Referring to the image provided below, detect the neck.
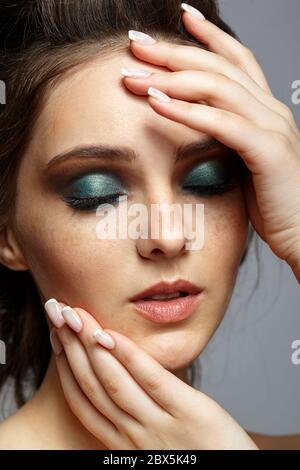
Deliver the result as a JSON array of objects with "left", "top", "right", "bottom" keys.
[
  {"left": 27, "top": 356, "right": 105, "bottom": 449},
  {"left": 26, "top": 353, "right": 189, "bottom": 449}
]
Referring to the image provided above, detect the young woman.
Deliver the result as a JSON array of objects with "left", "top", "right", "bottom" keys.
[{"left": 0, "top": 0, "right": 299, "bottom": 450}]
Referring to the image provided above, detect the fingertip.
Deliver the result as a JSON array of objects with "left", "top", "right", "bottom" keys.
[
  {"left": 147, "top": 86, "right": 172, "bottom": 103},
  {"left": 73, "top": 306, "right": 89, "bottom": 317},
  {"left": 181, "top": 3, "right": 206, "bottom": 21},
  {"left": 58, "top": 301, "right": 68, "bottom": 309}
]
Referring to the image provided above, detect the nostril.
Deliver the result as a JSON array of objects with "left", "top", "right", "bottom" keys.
[{"left": 152, "top": 248, "right": 164, "bottom": 255}]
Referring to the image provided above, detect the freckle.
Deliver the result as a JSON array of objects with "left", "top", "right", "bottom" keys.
[{"left": 212, "top": 219, "right": 227, "bottom": 236}]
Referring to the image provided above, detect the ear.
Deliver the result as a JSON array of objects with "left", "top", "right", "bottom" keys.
[{"left": 0, "top": 226, "right": 29, "bottom": 271}]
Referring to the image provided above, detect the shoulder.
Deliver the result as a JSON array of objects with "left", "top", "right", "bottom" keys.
[
  {"left": 0, "top": 404, "right": 40, "bottom": 450},
  {"left": 248, "top": 432, "right": 300, "bottom": 450},
  {"left": 0, "top": 413, "right": 26, "bottom": 449}
]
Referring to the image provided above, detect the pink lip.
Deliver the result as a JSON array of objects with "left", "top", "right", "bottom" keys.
[{"left": 129, "top": 279, "right": 203, "bottom": 324}]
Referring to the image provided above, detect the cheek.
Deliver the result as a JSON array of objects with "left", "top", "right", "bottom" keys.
[
  {"left": 15, "top": 201, "right": 131, "bottom": 306},
  {"left": 191, "top": 190, "right": 249, "bottom": 336},
  {"left": 207, "top": 202, "right": 248, "bottom": 274}
]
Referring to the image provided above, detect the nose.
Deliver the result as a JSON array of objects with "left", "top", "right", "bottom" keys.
[{"left": 135, "top": 190, "right": 188, "bottom": 261}]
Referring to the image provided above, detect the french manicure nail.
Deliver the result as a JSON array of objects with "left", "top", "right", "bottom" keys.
[
  {"left": 61, "top": 306, "right": 83, "bottom": 333},
  {"left": 50, "top": 328, "right": 63, "bottom": 355},
  {"left": 128, "top": 30, "right": 157, "bottom": 45},
  {"left": 148, "top": 87, "right": 171, "bottom": 103},
  {"left": 44, "top": 298, "right": 65, "bottom": 328},
  {"left": 93, "top": 329, "right": 115, "bottom": 350},
  {"left": 121, "top": 67, "right": 152, "bottom": 78},
  {"left": 181, "top": 3, "right": 206, "bottom": 20}
]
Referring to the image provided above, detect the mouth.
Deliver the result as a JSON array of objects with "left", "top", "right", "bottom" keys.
[
  {"left": 129, "top": 279, "right": 203, "bottom": 324},
  {"left": 142, "top": 291, "right": 190, "bottom": 301}
]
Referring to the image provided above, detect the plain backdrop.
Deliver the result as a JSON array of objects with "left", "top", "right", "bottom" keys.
[
  {"left": 0, "top": 0, "right": 299, "bottom": 436},
  {"left": 198, "top": 0, "right": 300, "bottom": 435}
]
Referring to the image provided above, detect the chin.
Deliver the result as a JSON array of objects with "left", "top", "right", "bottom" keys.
[{"left": 139, "top": 334, "right": 202, "bottom": 372}]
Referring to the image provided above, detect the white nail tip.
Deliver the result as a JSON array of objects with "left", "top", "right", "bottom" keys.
[
  {"left": 148, "top": 87, "right": 171, "bottom": 103},
  {"left": 45, "top": 298, "right": 58, "bottom": 306},
  {"left": 44, "top": 298, "right": 65, "bottom": 328},
  {"left": 61, "top": 306, "right": 82, "bottom": 332},
  {"left": 61, "top": 306, "right": 73, "bottom": 313},
  {"left": 121, "top": 67, "right": 152, "bottom": 78},
  {"left": 93, "top": 329, "right": 115, "bottom": 349},
  {"left": 181, "top": 3, "right": 206, "bottom": 20},
  {"left": 93, "top": 328, "right": 103, "bottom": 338},
  {"left": 128, "top": 30, "right": 157, "bottom": 45}
]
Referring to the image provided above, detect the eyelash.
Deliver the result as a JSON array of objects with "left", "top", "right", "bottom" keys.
[
  {"left": 182, "top": 181, "right": 240, "bottom": 197},
  {"left": 63, "top": 182, "right": 239, "bottom": 212},
  {"left": 63, "top": 194, "right": 125, "bottom": 211},
  {"left": 62, "top": 160, "right": 244, "bottom": 212}
]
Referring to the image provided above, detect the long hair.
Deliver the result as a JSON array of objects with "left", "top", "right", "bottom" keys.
[{"left": 0, "top": 0, "right": 247, "bottom": 412}]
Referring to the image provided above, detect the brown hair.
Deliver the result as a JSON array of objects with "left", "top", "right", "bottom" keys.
[{"left": 0, "top": 0, "right": 249, "bottom": 414}]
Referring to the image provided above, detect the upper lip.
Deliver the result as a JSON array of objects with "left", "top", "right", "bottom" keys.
[{"left": 129, "top": 279, "right": 202, "bottom": 301}]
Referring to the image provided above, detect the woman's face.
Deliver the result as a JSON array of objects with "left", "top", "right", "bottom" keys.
[{"left": 12, "top": 48, "right": 249, "bottom": 373}]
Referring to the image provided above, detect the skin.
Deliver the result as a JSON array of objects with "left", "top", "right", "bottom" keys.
[{"left": 0, "top": 10, "right": 300, "bottom": 449}]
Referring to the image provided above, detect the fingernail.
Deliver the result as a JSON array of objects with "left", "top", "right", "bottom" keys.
[
  {"left": 50, "top": 328, "right": 63, "bottom": 355},
  {"left": 128, "top": 30, "right": 157, "bottom": 45},
  {"left": 148, "top": 87, "right": 171, "bottom": 103},
  {"left": 121, "top": 67, "right": 152, "bottom": 78},
  {"left": 181, "top": 3, "right": 206, "bottom": 20},
  {"left": 93, "top": 329, "right": 115, "bottom": 350},
  {"left": 44, "top": 298, "right": 65, "bottom": 328},
  {"left": 61, "top": 306, "right": 83, "bottom": 333}
]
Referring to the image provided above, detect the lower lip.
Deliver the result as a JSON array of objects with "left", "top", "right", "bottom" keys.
[{"left": 131, "top": 293, "right": 203, "bottom": 324}]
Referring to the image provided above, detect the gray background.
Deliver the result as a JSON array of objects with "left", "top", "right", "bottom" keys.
[
  {"left": 0, "top": 0, "right": 299, "bottom": 435},
  {"left": 198, "top": 0, "right": 300, "bottom": 435}
]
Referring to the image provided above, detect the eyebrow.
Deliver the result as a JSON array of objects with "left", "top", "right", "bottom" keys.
[
  {"left": 175, "top": 137, "right": 223, "bottom": 162},
  {"left": 45, "top": 137, "right": 223, "bottom": 172}
]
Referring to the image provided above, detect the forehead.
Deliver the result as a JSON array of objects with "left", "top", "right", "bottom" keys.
[{"left": 28, "top": 49, "right": 202, "bottom": 162}]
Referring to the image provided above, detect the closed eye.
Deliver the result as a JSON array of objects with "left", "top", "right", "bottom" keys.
[{"left": 180, "top": 155, "right": 246, "bottom": 197}]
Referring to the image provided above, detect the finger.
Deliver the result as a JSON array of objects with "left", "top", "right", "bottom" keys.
[
  {"left": 128, "top": 38, "right": 298, "bottom": 133},
  {"left": 98, "top": 326, "right": 198, "bottom": 420},
  {"left": 129, "top": 36, "right": 263, "bottom": 96},
  {"left": 123, "top": 70, "right": 291, "bottom": 135},
  {"left": 71, "top": 307, "right": 194, "bottom": 419},
  {"left": 145, "top": 92, "right": 291, "bottom": 175},
  {"left": 181, "top": 9, "right": 272, "bottom": 93},
  {"left": 44, "top": 299, "right": 67, "bottom": 328},
  {"left": 54, "top": 341, "right": 133, "bottom": 450},
  {"left": 55, "top": 324, "right": 145, "bottom": 440},
  {"left": 60, "top": 306, "right": 171, "bottom": 426}
]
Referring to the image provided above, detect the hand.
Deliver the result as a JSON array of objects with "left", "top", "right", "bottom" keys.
[
  {"left": 47, "top": 300, "right": 258, "bottom": 450},
  {"left": 122, "top": 11, "right": 300, "bottom": 281}
]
